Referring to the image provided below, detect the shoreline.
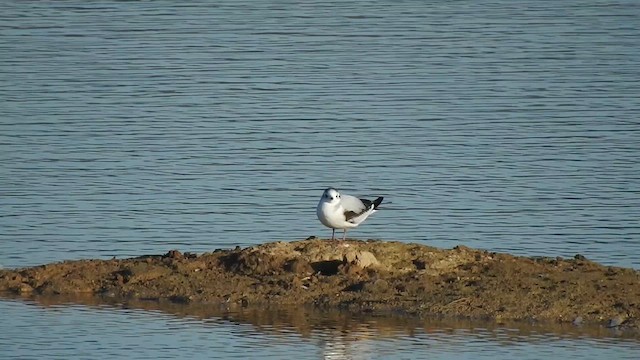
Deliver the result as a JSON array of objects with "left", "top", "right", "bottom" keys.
[{"left": 1, "top": 238, "right": 639, "bottom": 334}]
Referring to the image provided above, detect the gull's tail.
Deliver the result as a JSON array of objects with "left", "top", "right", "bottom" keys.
[
  {"left": 348, "top": 196, "right": 384, "bottom": 225},
  {"left": 372, "top": 196, "right": 384, "bottom": 210}
]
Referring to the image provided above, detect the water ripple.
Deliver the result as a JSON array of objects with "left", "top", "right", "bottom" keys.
[{"left": 1, "top": 1, "right": 639, "bottom": 272}]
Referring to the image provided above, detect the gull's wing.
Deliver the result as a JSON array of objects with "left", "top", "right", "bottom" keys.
[
  {"left": 342, "top": 194, "right": 384, "bottom": 224},
  {"left": 340, "top": 194, "right": 376, "bottom": 225},
  {"left": 340, "top": 194, "right": 367, "bottom": 214}
]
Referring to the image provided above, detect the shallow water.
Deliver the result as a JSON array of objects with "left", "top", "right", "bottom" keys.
[
  {"left": 1, "top": 297, "right": 639, "bottom": 360},
  {"left": 1, "top": 0, "right": 639, "bottom": 358}
]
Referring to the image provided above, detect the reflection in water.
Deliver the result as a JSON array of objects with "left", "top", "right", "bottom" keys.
[
  {"left": 5, "top": 293, "right": 640, "bottom": 342},
  {"left": 2, "top": 294, "right": 640, "bottom": 359}
]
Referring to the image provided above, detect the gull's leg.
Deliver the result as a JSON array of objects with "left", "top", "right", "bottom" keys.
[
  {"left": 342, "top": 229, "right": 347, "bottom": 241},
  {"left": 331, "top": 228, "right": 335, "bottom": 241}
]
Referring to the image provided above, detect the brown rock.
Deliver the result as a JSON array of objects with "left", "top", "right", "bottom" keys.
[
  {"left": 0, "top": 238, "right": 639, "bottom": 332},
  {"left": 285, "top": 259, "right": 313, "bottom": 274},
  {"left": 18, "top": 283, "right": 34, "bottom": 293},
  {"left": 344, "top": 250, "right": 380, "bottom": 269}
]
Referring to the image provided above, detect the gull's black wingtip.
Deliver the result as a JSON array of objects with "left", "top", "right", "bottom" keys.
[{"left": 373, "top": 196, "right": 384, "bottom": 209}]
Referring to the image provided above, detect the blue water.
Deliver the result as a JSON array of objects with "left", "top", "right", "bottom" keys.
[
  {"left": 1, "top": 0, "right": 639, "bottom": 358},
  {"left": 1, "top": 299, "right": 639, "bottom": 360}
]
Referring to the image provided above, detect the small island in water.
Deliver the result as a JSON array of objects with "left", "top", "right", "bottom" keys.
[{"left": 1, "top": 238, "right": 638, "bottom": 333}]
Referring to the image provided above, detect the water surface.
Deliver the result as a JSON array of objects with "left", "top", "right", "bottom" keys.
[
  {"left": 1, "top": 1, "right": 639, "bottom": 270},
  {"left": 1, "top": 0, "right": 639, "bottom": 358},
  {"left": 1, "top": 297, "right": 639, "bottom": 360}
]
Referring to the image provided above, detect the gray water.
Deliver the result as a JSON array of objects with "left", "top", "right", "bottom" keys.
[
  {"left": 1, "top": 0, "right": 639, "bottom": 358},
  {"left": 1, "top": 297, "right": 640, "bottom": 360}
]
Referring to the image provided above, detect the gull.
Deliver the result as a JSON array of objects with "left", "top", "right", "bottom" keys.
[{"left": 316, "top": 187, "right": 384, "bottom": 241}]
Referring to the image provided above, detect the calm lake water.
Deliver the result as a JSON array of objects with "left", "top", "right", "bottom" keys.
[
  {"left": 1, "top": 297, "right": 640, "bottom": 360},
  {"left": 1, "top": 0, "right": 639, "bottom": 358}
]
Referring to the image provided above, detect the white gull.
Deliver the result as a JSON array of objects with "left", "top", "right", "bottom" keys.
[{"left": 316, "top": 187, "right": 384, "bottom": 241}]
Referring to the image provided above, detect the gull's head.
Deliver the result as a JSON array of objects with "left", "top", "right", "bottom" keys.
[{"left": 322, "top": 187, "right": 341, "bottom": 203}]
